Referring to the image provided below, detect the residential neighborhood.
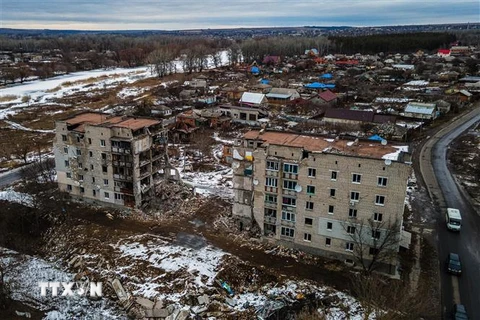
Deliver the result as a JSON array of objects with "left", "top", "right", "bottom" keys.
[{"left": 0, "top": 25, "right": 479, "bottom": 320}]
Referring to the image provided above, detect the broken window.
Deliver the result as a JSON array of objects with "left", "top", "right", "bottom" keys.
[
  {"left": 305, "top": 201, "right": 314, "bottom": 210},
  {"left": 266, "top": 161, "right": 279, "bottom": 171},
  {"left": 304, "top": 217, "right": 313, "bottom": 226},
  {"left": 345, "top": 242, "right": 354, "bottom": 251},
  {"left": 347, "top": 226, "right": 356, "bottom": 235},
  {"left": 308, "top": 168, "right": 316, "bottom": 177},
  {"left": 282, "top": 197, "right": 296, "bottom": 207},
  {"left": 375, "top": 195, "right": 385, "bottom": 206},
  {"left": 281, "top": 211, "right": 295, "bottom": 222},
  {"left": 283, "top": 163, "right": 298, "bottom": 174},
  {"left": 331, "top": 171, "right": 338, "bottom": 180},
  {"left": 264, "top": 194, "right": 277, "bottom": 204},
  {"left": 62, "top": 134, "right": 67, "bottom": 142},
  {"left": 248, "top": 114, "right": 256, "bottom": 121},
  {"left": 350, "top": 191, "right": 360, "bottom": 201},
  {"left": 303, "top": 233, "right": 312, "bottom": 242},
  {"left": 264, "top": 208, "right": 277, "bottom": 217},
  {"left": 280, "top": 227, "right": 294, "bottom": 238},
  {"left": 352, "top": 174, "right": 361, "bottom": 184},
  {"left": 349, "top": 209, "right": 357, "bottom": 218},
  {"left": 265, "top": 177, "right": 278, "bottom": 187},
  {"left": 283, "top": 180, "right": 297, "bottom": 190},
  {"left": 307, "top": 185, "right": 315, "bottom": 194},
  {"left": 378, "top": 177, "right": 388, "bottom": 187}
]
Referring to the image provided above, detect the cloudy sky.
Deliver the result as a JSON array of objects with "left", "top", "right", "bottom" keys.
[{"left": 0, "top": 0, "right": 478, "bottom": 30}]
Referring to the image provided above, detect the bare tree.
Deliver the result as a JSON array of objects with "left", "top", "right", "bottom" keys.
[
  {"left": 211, "top": 51, "right": 223, "bottom": 68},
  {"left": 342, "top": 217, "right": 401, "bottom": 274},
  {"left": 351, "top": 274, "right": 436, "bottom": 320},
  {"left": 147, "top": 48, "right": 176, "bottom": 78}
]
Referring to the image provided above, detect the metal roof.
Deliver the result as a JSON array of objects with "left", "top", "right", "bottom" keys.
[
  {"left": 240, "top": 92, "right": 266, "bottom": 105},
  {"left": 405, "top": 103, "right": 436, "bottom": 115},
  {"left": 266, "top": 93, "right": 292, "bottom": 99}
]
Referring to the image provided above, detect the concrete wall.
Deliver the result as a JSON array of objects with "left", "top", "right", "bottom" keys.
[{"left": 232, "top": 141, "right": 411, "bottom": 272}]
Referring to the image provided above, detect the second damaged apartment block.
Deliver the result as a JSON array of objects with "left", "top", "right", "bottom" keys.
[
  {"left": 232, "top": 130, "right": 412, "bottom": 273},
  {"left": 54, "top": 112, "right": 170, "bottom": 209}
]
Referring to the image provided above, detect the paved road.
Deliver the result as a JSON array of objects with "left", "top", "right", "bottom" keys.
[
  {"left": 419, "top": 107, "right": 480, "bottom": 319},
  {"left": 0, "top": 166, "right": 25, "bottom": 188}
]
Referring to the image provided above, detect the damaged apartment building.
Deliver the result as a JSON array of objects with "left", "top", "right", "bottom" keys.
[
  {"left": 232, "top": 130, "right": 412, "bottom": 274},
  {"left": 54, "top": 112, "right": 171, "bottom": 209}
]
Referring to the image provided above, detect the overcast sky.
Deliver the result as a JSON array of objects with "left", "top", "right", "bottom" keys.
[{"left": 0, "top": 0, "right": 478, "bottom": 30}]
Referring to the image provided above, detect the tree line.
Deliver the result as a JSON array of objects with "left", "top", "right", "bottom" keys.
[{"left": 328, "top": 32, "right": 457, "bottom": 54}]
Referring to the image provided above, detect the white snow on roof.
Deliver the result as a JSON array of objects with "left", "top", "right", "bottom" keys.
[
  {"left": 405, "top": 103, "right": 436, "bottom": 114},
  {"left": 375, "top": 97, "right": 411, "bottom": 103},
  {"left": 382, "top": 145, "right": 409, "bottom": 161},
  {"left": 403, "top": 80, "right": 429, "bottom": 86},
  {"left": 240, "top": 92, "right": 265, "bottom": 105}
]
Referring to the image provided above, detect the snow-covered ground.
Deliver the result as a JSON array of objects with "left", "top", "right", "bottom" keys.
[
  {"left": 113, "top": 235, "right": 226, "bottom": 300},
  {"left": 0, "top": 51, "right": 229, "bottom": 120},
  {"left": 0, "top": 247, "right": 126, "bottom": 319},
  {"left": 0, "top": 188, "right": 34, "bottom": 207}
]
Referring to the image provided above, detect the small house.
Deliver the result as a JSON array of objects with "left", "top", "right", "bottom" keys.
[
  {"left": 239, "top": 92, "right": 268, "bottom": 108},
  {"left": 404, "top": 102, "right": 437, "bottom": 120}
]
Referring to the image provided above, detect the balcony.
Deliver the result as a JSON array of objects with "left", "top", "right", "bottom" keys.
[
  {"left": 113, "top": 174, "right": 133, "bottom": 181},
  {"left": 264, "top": 201, "right": 277, "bottom": 209},
  {"left": 264, "top": 186, "right": 278, "bottom": 193},
  {"left": 282, "top": 189, "right": 296, "bottom": 196},
  {"left": 264, "top": 216, "right": 277, "bottom": 224},
  {"left": 281, "top": 220, "right": 296, "bottom": 227},
  {"left": 120, "top": 188, "right": 134, "bottom": 195},
  {"left": 111, "top": 147, "right": 131, "bottom": 154},
  {"left": 282, "top": 173, "right": 298, "bottom": 180},
  {"left": 282, "top": 205, "right": 296, "bottom": 213},
  {"left": 266, "top": 170, "right": 279, "bottom": 177}
]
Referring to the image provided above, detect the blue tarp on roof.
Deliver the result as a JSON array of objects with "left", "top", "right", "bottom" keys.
[
  {"left": 305, "top": 82, "right": 325, "bottom": 89},
  {"left": 368, "top": 134, "right": 384, "bottom": 141},
  {"left": 304, "top": 82, "right": 336, "bottom": 89},
  {"left": 260, "top": 79, "right": 270, "bottom": 84},
  {"left": 251, "top": 66, "right": 260, "bottom": 74},
  {"left": 320, "top": 73, "right": 333, "bottom": 79}
]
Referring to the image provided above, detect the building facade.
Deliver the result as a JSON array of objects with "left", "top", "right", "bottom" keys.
[
  {"left": 232, "top": 130, "right": 411, "bottom": 273},
  {"left": 54, "top": 112, "right": 169, "bottom": 209}
]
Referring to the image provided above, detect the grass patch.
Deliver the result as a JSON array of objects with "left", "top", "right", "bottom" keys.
[
  {"left": 0, "top": 95, "right": 18, "bottom": 102},
  {"left": 46, "top": 86, "right": 62, "bottom": 93}
]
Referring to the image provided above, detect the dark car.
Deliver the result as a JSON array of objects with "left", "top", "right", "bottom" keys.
[
  {"left": 446, "top": 253, "right": 462, "bottom": 275},
  {"left": 453, "top": 304, "right": 469, "bottom": 320}
]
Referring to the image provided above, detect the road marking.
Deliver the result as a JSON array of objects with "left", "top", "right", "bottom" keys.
[{"left": 451, "top": 276, "right": 461, "bottom": 304}]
